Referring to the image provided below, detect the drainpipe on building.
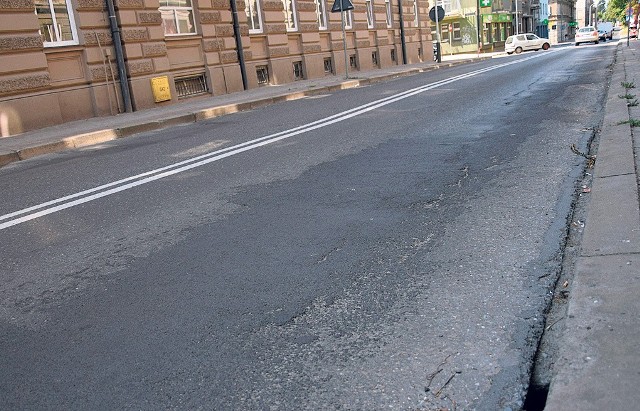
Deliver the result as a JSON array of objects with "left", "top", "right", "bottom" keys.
[
  {"left": 105, "top": 0, "right": 133, "bottom": 113},
  {"left": 230, "top": 0, "right": 248, "bottom": 91},
  {"left": 397, "top": 0, "right": 408, "bottom": 64},
  {"left": 476, "top": 0, "right": 482, "bottom": 55}
]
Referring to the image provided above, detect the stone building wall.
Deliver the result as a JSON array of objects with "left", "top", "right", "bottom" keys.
[{"left": 0, "top": 0, "right": 432, "bottom": 136}]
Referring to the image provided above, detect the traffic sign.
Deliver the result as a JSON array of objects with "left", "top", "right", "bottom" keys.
[
  {"left": 428, "top": 6, "right": 445, "bottom": 22},
  {"left": 480, "top": 0, "right": 491, "bottom": 7},
  {"left": 331, "top": 0, "right": 354, "bottom": 12}
]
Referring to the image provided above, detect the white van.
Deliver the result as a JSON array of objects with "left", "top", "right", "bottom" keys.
[{"left": 598, "top": 22, "right": 614, "bottom": 40}]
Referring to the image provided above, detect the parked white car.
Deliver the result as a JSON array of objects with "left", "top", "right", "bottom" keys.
[
  {"left": 505, "top": 33, "right": 551, "bottom": 55},
  {"left": 575, "top": 26, "right": 599, "bottom": 45}
]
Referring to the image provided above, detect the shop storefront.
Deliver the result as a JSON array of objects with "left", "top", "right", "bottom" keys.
[{"left": 481, "top": 12, "right": 513, "bottom": 50}]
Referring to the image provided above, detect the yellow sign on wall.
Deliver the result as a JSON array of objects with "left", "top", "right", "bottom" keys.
[{"left": 151, "top": 76, "right": 171, "bottom": 103}]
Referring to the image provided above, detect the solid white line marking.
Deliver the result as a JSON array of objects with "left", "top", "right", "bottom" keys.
[{"left": 0, "top": 51, "right": 560, "bottom": 231}]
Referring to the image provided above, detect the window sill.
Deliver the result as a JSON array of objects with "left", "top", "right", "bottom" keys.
[{"left": 164, "top": 33, "right": 200, "bottom": 40}]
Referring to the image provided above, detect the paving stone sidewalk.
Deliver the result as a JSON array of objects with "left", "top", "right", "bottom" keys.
[{"left": 544, "top": 39, "right": 640, "bottom": 410}]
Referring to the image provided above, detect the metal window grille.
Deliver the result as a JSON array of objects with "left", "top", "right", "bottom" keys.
[
  {"left": 349, "top": 54, "right": 357, "bottom": 69},
  {"left": 323, "top": 58, "right": 333, "bottom": 74},
  {"left": 293, "top": 61, "right": 304, "bottom": 80},
  {"left": 175, "top": 74, "right": 207, "bottom": 98},
  {"left": 391, "top": 49, "right": 396, "bottom": 62},
  {"left": 372, "top": 51, "right": 378, "bottom": 66},
  {"left": 256, "top": 65, "right": 269, "bottom": 85}
]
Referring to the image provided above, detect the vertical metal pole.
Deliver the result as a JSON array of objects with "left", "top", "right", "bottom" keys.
[
  {"left": 105, "top": 0, "right": 132, "bottom": 113},
  {"left": 341, "top": 2, "right": 349, "bottom": 79},
  {"left": 434, "top": 0, "right": 441, "bottom": 62},
  {"left": 627, "top": 3, "right": 631, "bottom": 47},
  {"left": 397, "top": 0, "right": 407, "bottom": 64},
  {"left": 230, "top": 0, "right": 248, "bottom": 90},
  {"left": 476, "top": 0, "right": 482, "bottom": 56},
  {"left": 515, "top": 0, "right": 519, "bottom": 34}
]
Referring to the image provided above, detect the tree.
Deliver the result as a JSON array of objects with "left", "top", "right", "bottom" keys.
[{"left": 605, "top": 0, "right": 639, "bottom": 25}]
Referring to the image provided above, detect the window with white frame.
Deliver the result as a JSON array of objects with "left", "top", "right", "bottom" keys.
[
  {"left": 344, "top": 10, "right": 353, "bottom": 28},
  {"left": 452, "top": 21, "right": 461, "bottom": 40},
  {"left": 282, "top": 0, "right": 298, "bottom": 31},
  {"left": 413, "top": 0, "right": 419, "bottom": 26},
  {"left": 159, "top": 0, "right": 196, "bottom": 35},
  {"left": 441, "top": 23, "right": 449, "bottom": 42},
  {"left": 385, "top": 0, "right": 392, "bottom": 27},
  {"left": 246, "top": 0, "right": 263, "bottom": 33},
  {"left": 315, "top": 0, "right": 327, "bottom": 29},
  {"left": 34, "top": 0, "right": 78, "bottom": 46},
  {"left": 365, "top": 0, "right": 374, "bottom": 28}
]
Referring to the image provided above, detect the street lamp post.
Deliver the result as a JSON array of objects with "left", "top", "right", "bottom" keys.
[
  {"left": 515, "top": 0, "right": 519, "bottom": 35},
  {"left": 434, "top": 0, "right": 441, "bottom": 62},
  {"left": 476, "top": 0, "right": 482, "bottom": 56}
]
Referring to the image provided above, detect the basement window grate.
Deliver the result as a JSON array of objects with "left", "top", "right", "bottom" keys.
[
  {"left": 256, "top": 65, "right": 269, "bottom": 85},
  {"left": 323, "top": 57, "right": 333, "bottom": 74},
  {"left": 293, "top": 61, "right": 304, "bottom": 80},
  {"left": 349, "top": 54, "right": 358, "bottom": 69},
  {"left": 175, "top": 74, "right": 208, "bottom": 98}
]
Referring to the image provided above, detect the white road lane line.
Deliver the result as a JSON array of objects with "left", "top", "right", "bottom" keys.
[{"left": 0, "top": 51, "right": 559, "bottom": 231}]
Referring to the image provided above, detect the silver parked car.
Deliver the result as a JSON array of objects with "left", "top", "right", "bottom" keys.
[{"left": 505, "top": 33, "right": 551, "bottom": 55}]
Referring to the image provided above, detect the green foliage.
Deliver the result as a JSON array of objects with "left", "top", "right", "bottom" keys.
[
  {"left": 619, "top": 93, "right": 636, "bottom": 99},
  {"left": 619, "top": 118, "right": 640, "bottom": 127},
  {"left": 605, "top": 0, "right": 637, "bottom": 24},
  {"left": 622, "top": 81, "right": 636, "bottom": 89},
  {"left": 627, "top": 99, "right": 639, "bottom": 107}
]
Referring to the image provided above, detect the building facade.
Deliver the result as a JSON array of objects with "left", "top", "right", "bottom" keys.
[
  {"left": 548, "top": 0, "right": 576, "bottom": 43},
  {"left": 478, "top": 0, "right": 540, "bottom": 49},
  {"left": 430, "top": 0, "right": 482, "bottom": 55},
  {"left": 0, "top": 0, "right": 433, "bottom": 136},
  {"left": 533, "top": 0, "right": 549, "bottom": 38},
  {"left": 429, "top": 0, "right": 542, "bottom": 54},
  {"left": 575, "top": 0, "right": 596, "bottom": 28}
]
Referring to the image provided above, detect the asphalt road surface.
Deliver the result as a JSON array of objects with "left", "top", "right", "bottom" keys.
[{"left": 0, "top": 42, "right": 614, "bottom": 410}]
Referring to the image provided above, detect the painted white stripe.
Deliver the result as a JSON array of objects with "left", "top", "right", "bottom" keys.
[{"left": 0, "top": 51, "right": 558, "bottom": 231}]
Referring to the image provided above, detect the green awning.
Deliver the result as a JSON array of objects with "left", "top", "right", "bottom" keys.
[{"left": 482, "top": 13, "right": 512, "bottom": 23}]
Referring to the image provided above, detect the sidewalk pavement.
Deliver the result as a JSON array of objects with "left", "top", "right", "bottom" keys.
[
  {"left": 1, "top": 42, "right": 638, "bottom": 409},
  {"left": 544, "top": 39, "right": 640, "bottom": 410}
]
